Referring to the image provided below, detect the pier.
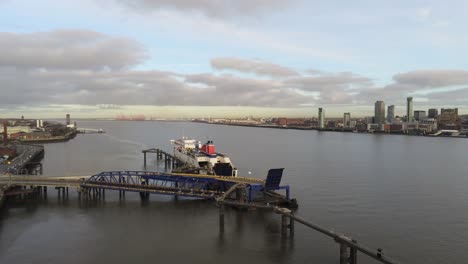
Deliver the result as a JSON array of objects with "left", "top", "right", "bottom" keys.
[
  {"left": 0, "top": 169, "right": 401, "bottom": 264},
  {"left": 0, "top": 169, "right": 294, "bottom": 207},
  {"left": 76, "top": 128, "right": 105, "bottom": 134},
  {"left": 142, "top": 148, "right": 187, "bottom": 170},
  {"left": 0, "top": 171, "right": 400, "bottom": 264}
]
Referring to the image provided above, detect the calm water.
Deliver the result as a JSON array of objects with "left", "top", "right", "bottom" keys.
[{"left": 1, "top": 121, "right": 467, "bottom": 263}]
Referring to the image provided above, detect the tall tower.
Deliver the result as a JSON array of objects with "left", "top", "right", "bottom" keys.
[
  {"left": 66, "top": 114, "right": 71, "bottom": 125},
  {"left": 374, "top": 101, "right": 385, "bottom": 124},
  {"left": 318, "top": 108, "right": 325, "bottom": 129},
  {"left": 343, "top": 113, "right": 351, "bottom": 128},
  {"left": 406, "top": 97, "right": 414, "bottom": 122},
  {"left": 387, "top": 105, "right": 395, "bottom": 123},
  {"left": 428, "top": 108, "right": 438, "bottom": 119}
]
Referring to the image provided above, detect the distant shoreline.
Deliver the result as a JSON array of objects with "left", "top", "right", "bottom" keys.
[
  {"left": 18, "top": 131, "right": 77, "bottom": 144},
  {"left": 191, "top": 120, "right": 468, "bottom": 139}
]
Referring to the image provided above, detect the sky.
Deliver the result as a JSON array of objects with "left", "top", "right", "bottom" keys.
[{"left": 0, "top": 0, "right": 467, "bottom": 118}]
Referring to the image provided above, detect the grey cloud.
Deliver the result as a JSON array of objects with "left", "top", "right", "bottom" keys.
[
  {"left": 184, "top": 73, "right": 309, "bottom": 106},
  {"left": 304, "top": 69, "right": 324, "bottom": 75},
  {"left": 426, "top": 87, "right": 468, "bottom": 103},
  {"left": 286, "top": 72, "right": 372, "bottom": 92},
  {"left": 0, "top": 30, "right": 147, "bottom": 70},
  {"left": 115, "top": 0, "right": 292, "bottom": 18},
  {"left": 97, "top": 104, "right": 124, "bottom": 109},
  {"left": 354, "top": 70, "right": 468, "bottom": 106},
  {"left": 0, "top": 68, "right": 313, "bottom": 107},
  {"left": 392, "top": 70, "right": 468, "bottom": 89},
  {"left": 211, "top": 57, "right": 299, "bottom": 77},
  {"left": 2, "top": 29, "right": 465, "bottom": 109}
]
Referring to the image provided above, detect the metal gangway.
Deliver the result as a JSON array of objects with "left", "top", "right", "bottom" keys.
[{"left": 0, "top": 169, "right": 294, "bottom": 206}]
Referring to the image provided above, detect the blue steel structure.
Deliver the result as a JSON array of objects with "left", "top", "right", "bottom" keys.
[
  {"left": 81, "top": 169, "right": 290, "bottom": 203},
  {"left": 248, "top": 168, "right": 290, "bottom": 202}
]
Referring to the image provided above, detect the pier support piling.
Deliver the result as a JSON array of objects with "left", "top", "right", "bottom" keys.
[
  {"left": 289, "top": 212, "right": 295, "bottom": 237},
  {"left": 339, "top": 243, "right": 349, "bottom": 264},
  {"left": 281, "top": 214, "right": 288, "bottom": 237},
  {"left": 219, "top": 204, "right": 225, "bottom": 233},
  {"left": 275, "top": 207, "right": 292, "bottom": 237},
  {"left": 349, "top": 246, "right": 357, "bottom": 264}
]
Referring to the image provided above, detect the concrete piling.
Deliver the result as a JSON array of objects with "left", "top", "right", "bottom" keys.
[
  {"left": 349, "top": 246, "right": 357, "bottom": 264},
  {"left": 339, "top": 243, "right": 348, "bottom": 264},
  {"left": 281, "top": 214, "right": 288, "bottom": 237},
  {"left": 289, "top": 212, "right": 295, "bottom": 237},
  {"left": 219, "top": 204, "right": 225, "bottom": 233}
]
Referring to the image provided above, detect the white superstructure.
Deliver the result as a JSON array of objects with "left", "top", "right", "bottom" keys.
[{"left": 171, "top": 137, "right": 238, "bottom": 177}]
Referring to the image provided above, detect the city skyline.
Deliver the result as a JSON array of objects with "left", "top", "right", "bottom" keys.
[{"left": 0, "top": 1, "right": 468, "bottom": 118}]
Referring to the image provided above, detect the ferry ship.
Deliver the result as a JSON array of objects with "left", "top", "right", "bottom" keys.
[{"left": 171, "top": 138, "right": 238, "bottom": 177}]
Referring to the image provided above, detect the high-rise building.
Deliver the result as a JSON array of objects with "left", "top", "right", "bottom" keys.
[
  {"left": 441, "top": 108, "right": 458, "bottom": 115},
  {"left": 387, "top": 105, "right": 395, "bottom": 123},
  {"left": 343, "top": 112, "right": 351, "bottom": 128},
  {"left": 374, "top": 101, "right": 385, "bottom": 124},
  {"left": 439, "top": 108, "right": 459, "bottom": 129},
  {"left": 406, "top": 97, "right": 414, "bottom": 122},
  {"left": 318, "top": 108, "right": 325, "bottom": 129},
  {"left": 428, "top": 108, "right": 438, "bottom": 119},
  {"left": 66, "top": 114, "right": 71, "bottom": 125},
  {"left": 414, "top": 110, "right": 426, "bottom": 121}
]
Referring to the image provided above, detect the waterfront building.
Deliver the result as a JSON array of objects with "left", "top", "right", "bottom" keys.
[
  {"left": 367, "top": 123, "right": 382, "bottom": 132},
  {"left": 439, "top": 108, "right": 460, "bottom": 129},
  {"left": 275, "top": 118, "right": 307, "bottom": 127},
  {"left": 374, "top": 101, "right": 385, "bottom": 125},
  {"left": 387, "top": 105, "right": 395, "bottom": 123},
  {"left": 428, "top": 108, "right": 438, "bottom": 119},
  {"left": 318, "top": 108, "right": 325, "bottom": 129},
  {"left": 418, "top": 118, "right": 438, "bottom": 133},
  {"left": 414, "top": 110, "right": 427, "bottom": 121},
  {"left": 6, "top": 126, "right": 32, "bottom": 136},
  {"left": 365, "top": 116, "right": 374, "bottom": 124},
  {"left": 406, "top": 97, "right": 414, "bottom": 122},
  {"left": 384, "top": 124, "right": 403, "bottom": 133},
  {"left": 66, "top": 114, "right": 71, "bottom": 125},
  {"left": 343, "top": 113, "right": 351, "bottom": 128}
]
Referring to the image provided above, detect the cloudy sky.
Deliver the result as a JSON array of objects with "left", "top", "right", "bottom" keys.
[{"left": 0, "top": 0, "right": 467, "bottom": 118}]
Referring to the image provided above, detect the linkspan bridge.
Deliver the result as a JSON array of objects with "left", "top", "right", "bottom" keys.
[{"left": 0, "top": 169, "right": 294, "bottom": 207}]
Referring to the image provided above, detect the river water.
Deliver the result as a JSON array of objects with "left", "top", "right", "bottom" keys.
[{"left": 1, "top": 120, "right": 467, "bottom": 263}]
